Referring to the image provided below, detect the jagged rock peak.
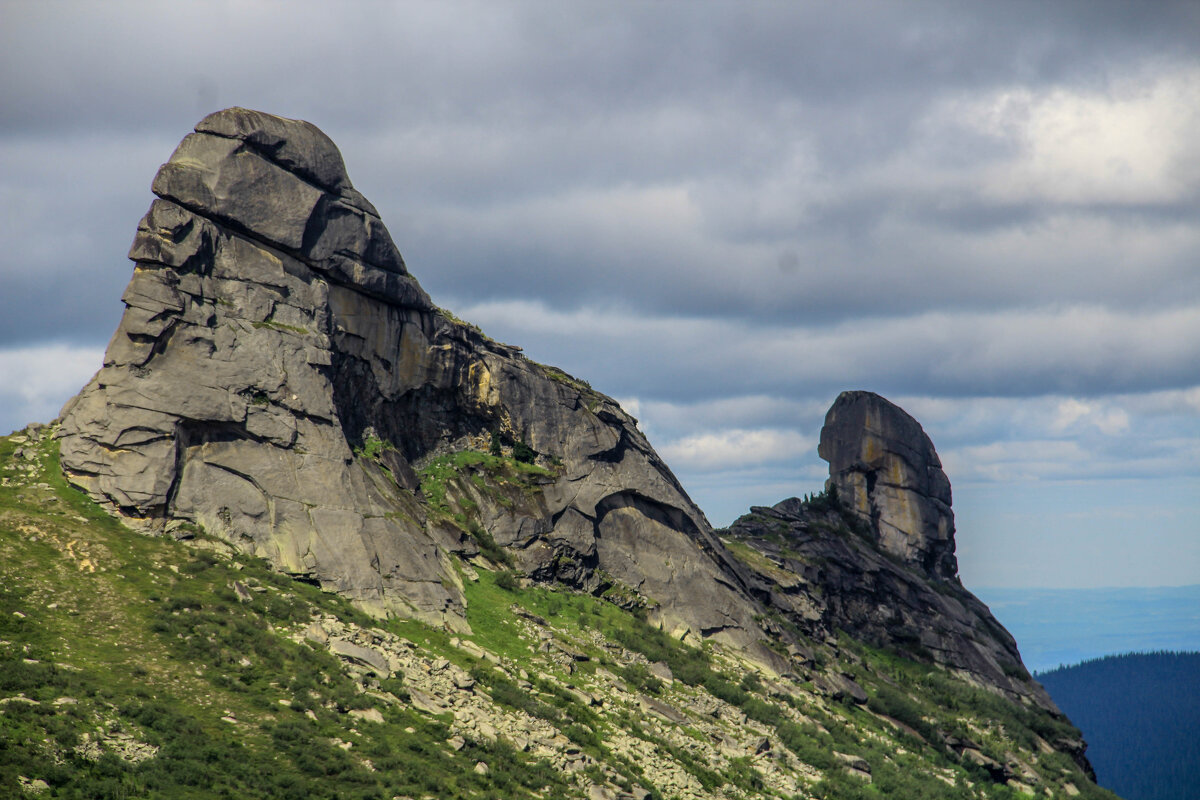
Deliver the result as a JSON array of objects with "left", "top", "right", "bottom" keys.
[
  {"left": 148, "top": 107, "right": 430, "bottom": 308},
  {"left": 57, "top": 109, "right": 774, "bottom": 661},
  {"left": 818, "top": 390, "right": 958, "bottom": 581}
]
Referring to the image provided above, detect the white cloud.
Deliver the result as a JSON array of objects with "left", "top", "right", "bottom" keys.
[
  {"left": 0, "top": 345, "right": 103, "bottom": 434},
  {"left": 1051, "top": 398, "right": 1130, "bottom": 435},
  {"left": 952, "top": 66, "right": 1200, "bottom": 206},
  {"left": 942, "top": 439, "right": 1093, "bottom": 483},
  {"left": 659, "top": 428, "right": 813, "bottom": 471}
]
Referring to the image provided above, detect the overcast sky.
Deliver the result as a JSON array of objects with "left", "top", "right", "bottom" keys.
[{"left": 2, "top": 1, "right": 1198, "bottom": 589}]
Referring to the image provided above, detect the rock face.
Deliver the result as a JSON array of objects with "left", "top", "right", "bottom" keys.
[
  {"left": 725, "top": 498, "right": 1054, "bottom": 706},
  {"left": 818, "top": 390, "right": 957, "bottom": 581},
  {"left": 57, "top": 109, "right": 767, "bottom": 653}
]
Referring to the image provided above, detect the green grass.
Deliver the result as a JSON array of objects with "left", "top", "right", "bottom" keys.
[
  {"left": 537, "top": 363, "right": 592, "bottom": 394},
  {"left": 418, "top": 449, "right": 553, "bottom": 565},
  {"left": 0, "top": 434, "right": 573, "bottom": 800}
]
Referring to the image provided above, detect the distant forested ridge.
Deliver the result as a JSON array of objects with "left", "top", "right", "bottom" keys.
[{"left": 1038, "top": 651, "right": 1200, "bottom": 800}]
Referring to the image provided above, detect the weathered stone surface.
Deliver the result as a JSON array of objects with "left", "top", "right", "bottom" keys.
[
  {"left": 818, "top": 390, "right": 957, "bottom": 581},
  {"left": 57, "top": 108, "right": 773, "bottom": 660}
]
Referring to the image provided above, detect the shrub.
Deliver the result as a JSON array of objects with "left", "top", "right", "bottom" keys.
[
  {"left": 495, "top": 570, "right": 520, "bottom": 592},
  {"left": 512, "top": 441, "right": 536, "bottom": 464},
  {"left": 470, "top": 524, "right": 511, "bottom": 567}
]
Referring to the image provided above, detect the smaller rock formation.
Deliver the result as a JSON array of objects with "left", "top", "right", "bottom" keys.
[
  {"left": 722, "top": 391, "right": 1075, "bottom": 725},
  {"left": 818, "top": 390, "right": 957, "bottom": 581}
]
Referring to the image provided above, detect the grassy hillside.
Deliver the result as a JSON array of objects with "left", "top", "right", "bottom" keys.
[
  {"left": 1, "top": 426, "right": 1118, "bottom": 799},
  {"left": 1038, "top": 652, "right": 1200, "bottom": 800}
]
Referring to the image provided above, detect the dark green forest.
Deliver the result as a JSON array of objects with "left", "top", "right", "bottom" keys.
[{"left": 1038, "top": 651, "right": 1200, "bottom": 800}]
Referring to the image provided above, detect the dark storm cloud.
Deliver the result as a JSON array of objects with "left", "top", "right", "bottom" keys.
[
  {"left": 453, "top": 301, "right": 1200, "bottom": 405},
  {"left": 2, "top": 0, "right": 1198, "bottom": 440}
]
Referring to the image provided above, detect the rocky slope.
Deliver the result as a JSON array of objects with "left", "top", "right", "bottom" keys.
[
  {"left": 4, "top": 427, "right": 1118, "bottom": 799},
  {"left": 22, "top": 108, "right": 1116, "bottom": 797}
]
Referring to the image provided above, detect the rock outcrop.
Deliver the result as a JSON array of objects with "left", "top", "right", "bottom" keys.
[
  {"left": 818, "top": 390, "right": 957, "bottom": 581},
  {"left": 58, "top": 109, "right": 768, "bottom": 653},
  {"left": 722, "top": 391, "right": 1067, "bottom": 716}
]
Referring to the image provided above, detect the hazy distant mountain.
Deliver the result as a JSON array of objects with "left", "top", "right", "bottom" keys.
[
  {"left": 1039, "top": 652, "right": 1200, "bottom": 800},
  {"left": 976, "top": 585, "right": 1200, "bottom": 672}
]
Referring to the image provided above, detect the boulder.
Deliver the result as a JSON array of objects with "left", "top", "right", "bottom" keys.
[{"left": 818, "top": 390, "right": 957, "bottom": 581}]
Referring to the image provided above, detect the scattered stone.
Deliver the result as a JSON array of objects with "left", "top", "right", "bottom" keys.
[
  {"left": 451, "top": 638, "right": 487, "bottom": 660},
  {"left": 349, "top": 708, "right": 385, "bottom": 724},
  {"left": 407, "top": 689, "right": 448, "bottom": 716},
  {"left": 813, "top": 672, "right": 868, "bottom": 705},
  {"left": 836, "top": 751, "right": 872, "bottom": 774},
  {"left": 18, "top": 776, "right": 49, "bottom": 794},
  {"left": 647, "top": 661, "right": 673, "bottom": 682},
  {"left": 638, "top": 695, "right": 687, "bottom": 724},
  {"left": 329, "top": 639, "right": 390, "bottom": 675}
]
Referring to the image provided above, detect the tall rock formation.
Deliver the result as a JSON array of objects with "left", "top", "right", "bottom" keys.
[
  {"left": 723, "top": 390, "right": 1065, "bottom": 717},
  {"left": 58, "top": 108, "right": 767, "bottom": 653},
  {"left": 818, "top": 390, "right": 957, "bottom": 581}
]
